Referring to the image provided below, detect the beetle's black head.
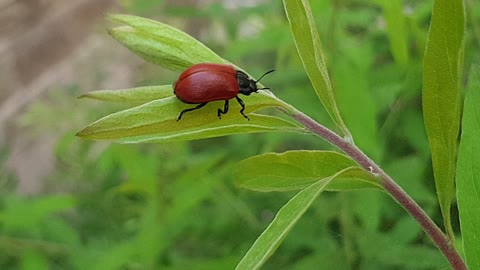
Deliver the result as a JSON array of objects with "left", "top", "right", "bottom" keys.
[{"left": 237, "top": 69, "right": 275, "bottom": 96}]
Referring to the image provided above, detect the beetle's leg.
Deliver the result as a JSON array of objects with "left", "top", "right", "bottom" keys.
[
  {"left": 236, "top": 96, "right": 249, "bottom": 120},
  {"left": 177, "top": 102, "right": 207, "bottom": 121},
  {"left": 217, "top": 100, "right": 229, "bottom": 119}
]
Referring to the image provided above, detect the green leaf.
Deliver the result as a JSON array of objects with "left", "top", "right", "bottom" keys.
[
  {"left": 357, "top": 230, "right": 449, "bottom": 269},
  {"left": 375, "top": 0, "right": 409, "bottom": 66},
  {"left": 235, "top": 168, "right": 358, "bottom": 270},
  {"left": 235, "top": 150, "right": 381, "bottom": 192},
  {"left": 457, "top": 66, "right": 480, "bottom": 270},
  {"left": 422, "top": 0, "right": 465, "bottom": 238},
  {"left": 283, "top": 0, "right": 351, "bottom": 139},
  {"left": 76, "top": 94, "right": 299, "bottom": 141},
  {"left": 108, "top": 14, "right": 226, "bottom": 71},
  {"left": 79, "top": 85, "right": 173, "bottom": 105},
  {"left": 0, "top": 195, "right": 75, "bottom": 231},
  {"left": 20, "top": 251, "right": 49, "bottom": 270}
]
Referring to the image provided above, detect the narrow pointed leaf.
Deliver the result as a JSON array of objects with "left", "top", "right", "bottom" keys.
[
  {"left": 283, "top": 0, "right": 351, "bottom": 139},
  {"left": 422, "top": 0, "right": 465, "bottom": 237},
  {"left": 235, "top": 168, "right": 358, "bottom": 270},
  {"left": 79, "top": 85, "right": 173, "bottom": 105},
  {"left": 235, "top": 150, "right": 380, "bottom": 192},
  {"left": 457, "top": 67, "right": 480, "bottom": 270},
  {"left": 108, "top": 14, "right": 226, "bottom": 71}
]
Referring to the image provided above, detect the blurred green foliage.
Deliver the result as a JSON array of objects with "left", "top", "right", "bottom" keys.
[{"left": 1, "top": 0, "right": 479, "bottom": 269}]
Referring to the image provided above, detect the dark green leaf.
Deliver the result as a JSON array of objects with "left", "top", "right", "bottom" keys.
[
  {"left": 457, "top": 66, "right": 480, "bottom": 270},
  {"left": 422, "top": 0, "right": 465, "bottom": 237},
  {"left": 357, "top": 230, "right": 449, "bottom": 269}
]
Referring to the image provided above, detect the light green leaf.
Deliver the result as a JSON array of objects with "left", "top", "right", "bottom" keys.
[
  {"left": 108, "top": 14, "right": 226, "bottom": 71},
  {"left": 77, "top": 94, "right": 299, "bottom": 141},
  {"left": 457, "top": 66, "right": 480, "bottom": 270},
  {"left": 79, "top": 85, "right": 173, "bottom": 105},
  {"left": 283, "top": 0, "right": 351, "bottom": 139},
  {"left": 235, "top": 150, "right": 381, "bottom": 192},
  {"left": 422, "top": 0, "right": 465, "bottom": 237},
  {"left": 235, "top": 167, "right": 361, "bottom": 270}
]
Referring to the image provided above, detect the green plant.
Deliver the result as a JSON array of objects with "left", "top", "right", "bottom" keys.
[{"left": 76, "top": 0, "right": 478, "bottom": 269}]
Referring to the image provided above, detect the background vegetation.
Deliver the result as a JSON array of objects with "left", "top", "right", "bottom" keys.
[{"left": 1, "top": 0, "right": 479, "bottom": 269}]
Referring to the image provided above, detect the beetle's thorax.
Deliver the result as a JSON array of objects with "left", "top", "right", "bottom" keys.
[{"left": 237, "top": 71, "right": 258, "bottom": 96}]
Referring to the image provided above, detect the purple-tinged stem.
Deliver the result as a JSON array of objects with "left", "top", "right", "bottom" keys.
[{"left": 289, "top": 109, "right": 467, "bottom": 270}]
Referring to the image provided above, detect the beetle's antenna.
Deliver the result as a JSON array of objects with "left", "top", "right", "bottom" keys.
[{"left": 255, "top": 69, "right": 275, "bottom": 83}]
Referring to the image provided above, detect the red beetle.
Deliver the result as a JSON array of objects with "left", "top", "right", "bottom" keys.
[{"left": 173, "top": 63, "right": 274, "bottom": 121}]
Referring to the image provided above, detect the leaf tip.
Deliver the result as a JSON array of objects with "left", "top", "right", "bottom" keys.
[
  {"left": 75, "top": 126, "right": 91, "bottom": 137},
  {"left": 75, "top": 126, "right": 97, "bottom": 138},
  {"left": 75, "top": 130, "right": 85, "bottom": 138}
]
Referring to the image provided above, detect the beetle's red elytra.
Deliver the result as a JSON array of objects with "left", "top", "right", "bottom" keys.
[{"left": 173, "top": 63, "right": 274, "bottom": 121}]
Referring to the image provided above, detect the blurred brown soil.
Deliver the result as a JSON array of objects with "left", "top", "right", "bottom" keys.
[{"left": 0, "top": 0, "right": 121, "bottom": 194}]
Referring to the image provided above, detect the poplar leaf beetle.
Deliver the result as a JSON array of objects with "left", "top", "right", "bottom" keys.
[{"left": 173, "top": 63, "right": 274, "bottom": 121}]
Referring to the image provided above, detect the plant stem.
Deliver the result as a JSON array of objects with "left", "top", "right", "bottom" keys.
[{"left": 288, "top": 109, "right": 467, "bottom": 270}]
